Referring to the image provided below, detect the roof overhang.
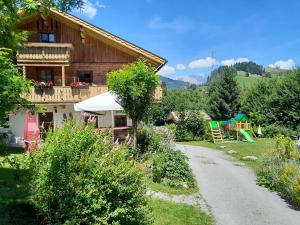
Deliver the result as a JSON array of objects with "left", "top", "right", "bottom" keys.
[{"left": 19, "top": 8, "right": 167, "bottom": 70}]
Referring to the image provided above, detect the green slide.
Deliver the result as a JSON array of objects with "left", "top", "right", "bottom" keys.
[{"left": 240, "top": 129, "right": 255, "bottom": 143}]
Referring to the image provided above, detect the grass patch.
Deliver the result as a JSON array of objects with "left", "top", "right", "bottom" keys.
[
  {"left": 151, "top": 198, "right": 213, "bottom": 225},
  {"left": 0, "top": 145, "right": 38, "bottom": 225},
  {"left": 148, "top": 180, "right": 198, "bottom": 195},
  {"left": 236, "top": 73, "right": 264, "bottom": 88},
  {"left": 181, "top": 138, "right": 275, "bottom": 172},
  {"left": 142, "top": 160, "right": 199, "bottom": 195}
]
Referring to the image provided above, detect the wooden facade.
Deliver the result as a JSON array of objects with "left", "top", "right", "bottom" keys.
[{"left": 17, "top": 9, "right": 166, "bottom": 104}]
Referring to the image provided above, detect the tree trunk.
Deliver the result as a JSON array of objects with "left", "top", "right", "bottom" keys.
[{"left": 132, "top": 119, "right": 138, "bottom": 147}]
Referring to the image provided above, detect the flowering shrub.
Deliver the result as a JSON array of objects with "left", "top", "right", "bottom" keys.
[
  {"left": 134, "top": 126, "right": 196, "bottom": 189},
  {"left": 135, "top": 126, "right": 175, "bottom": 158},
  {"left": 34, "top": 81, "right": 54, "bottom": 89},
  {"left": 153, "top": 150, "right": 196, "bottom": 188},
  {"left": 258, "top": 135, "right": 300, "bottom": 206},
  {"left": 70, "top": 81, "right": 89, "bottom": 88},
  {"left": 29, "top": 120, "right": 151, "bottom": 225}
]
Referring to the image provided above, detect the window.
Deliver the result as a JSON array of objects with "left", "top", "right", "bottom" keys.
[
  {"left": 40, "top": 70, "right": 53, "bottom": 82},
  {"left": 114, "top": 115, "right": 127, "bottom": 127},
  {"left": 77, "top": 71, "right": 93, "bottom": 83},
  {"left": 41, "top": 33, "right": 55, "bottom": 43}
]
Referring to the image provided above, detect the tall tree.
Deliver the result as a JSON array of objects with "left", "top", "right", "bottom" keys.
[
  {"left": 0, "top": 49, "right": 32, "bottom": 125},
  {"left": 107, "top": 59, "right": 160, "bottom": 145},
  {"left": 208, "top": 67, "right": 240, "bottom": 120},
  {"left": 0, "top": 0, "right": 85, "bottom": 125}
]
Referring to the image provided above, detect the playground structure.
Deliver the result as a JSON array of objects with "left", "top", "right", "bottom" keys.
[{"left": 209, "top": 114, "right": 255, "bottom": 143}]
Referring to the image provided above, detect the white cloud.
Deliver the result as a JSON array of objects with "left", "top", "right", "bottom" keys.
[
  {"left": 157, "top": 65, "right": 176, "bottom": 76},
  {"left": 268, "top": 59, "right": 295, "bottom": 70},
  {"left": 189, "top": 57, "right": 217, "bottom": 69},
  {"left": 176, "top": 64, "right": 186, "bottom": 70},
  {"left": 149, "top": 16, "right": 192, "bottom": 32},
  {"left": 77, "top": 0, "right": 105, "bottom": 19},
  {"left": 221, "top": 58, "right": 249, "bottom": 66},
  {"left": 174, "top": 74, "right": 207, "bottom": 85},
  {"left": 95, "top": 1, "right": 106, "bottom": 8}
]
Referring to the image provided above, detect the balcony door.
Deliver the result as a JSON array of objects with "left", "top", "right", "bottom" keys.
[{"left": 40, "top": 69, "right": 54, "bottom": 83}]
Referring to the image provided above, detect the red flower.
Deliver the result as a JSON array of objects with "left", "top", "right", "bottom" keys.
[{"left": 70, "top": 82, "right": 89, "bottom": 87}]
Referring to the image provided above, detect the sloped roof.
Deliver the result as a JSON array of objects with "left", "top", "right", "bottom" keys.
[
  {"left": 19, "top": 8, "right": 167, "bottom": 69},
  {"left": 234, "top": 113, "right": 249, "bottom": 121}
]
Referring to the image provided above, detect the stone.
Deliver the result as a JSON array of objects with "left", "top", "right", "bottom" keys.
[
  {"left": 219, "top": 146, "right": 226, "bottom": 149},
  {"left": 227, "top": 150, "right": 237, "bottom": 155},
  {"left": 242, "top": 156, "right": 258, "bottom": 161},
  {"left": 181, "top": 182, "right": 189, "bottom": 189}
]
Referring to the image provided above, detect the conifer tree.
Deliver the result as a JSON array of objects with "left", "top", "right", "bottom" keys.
[{"left": 208, "top": 67, "right": 240, "bottom": 120}]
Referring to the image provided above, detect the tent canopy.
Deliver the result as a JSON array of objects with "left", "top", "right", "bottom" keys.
[{"left": 74, "top": 91, "right": 123, "bottom": 112}]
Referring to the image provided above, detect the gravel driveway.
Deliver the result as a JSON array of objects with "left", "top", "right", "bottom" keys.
[{"left": 177, "top": 144, "right": 300, "bottom": 225}]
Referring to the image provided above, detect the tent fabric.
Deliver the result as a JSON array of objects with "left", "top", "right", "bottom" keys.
[{"left": 74, "top": 91, "right": 123, "bottom": 112}]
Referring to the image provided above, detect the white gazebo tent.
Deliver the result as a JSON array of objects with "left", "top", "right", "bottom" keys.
[{"left": 74, "top": 91, "right": 125, "bottom": 139}]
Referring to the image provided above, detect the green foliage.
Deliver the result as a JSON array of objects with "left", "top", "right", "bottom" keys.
[
  {"left": 242, "top": 69, "right": 300, "bottom": 132},
  {"left": 153, "top": 150, "right": 196, "bottom": 188},
  {"left": 258, "top": 135, "right": 300, "bottom": 206},
  {"left": 175, "top": 112, "right": 209, "bottom": 141},
  {"left": 2, "top": 154, "right": 28, "bottom": 181},
  {"left": 135, "top": 126, "right": 175, "bottom": 158},
  {"left": 0, "top": 49, "right": 32, "bottom": 125},
  {"left": 148, "top": 86, "right": 208, "bottom": 126},
  {"left": 262, "top": 124, "right": 296, "bottom": 138},
  {"left": 207, "top": 65, "right": 237, "bottom": 83},
  {"left": 20, "top": 0, "right": 85, "bottom": 13},
  {"left": 107, "top": 59, "right": 160, "bottom": 144},
  {"left": 208, "top": 62, "right": 264, "bottom": 83},
  {"left": 234, "top": 61, "right": 264, "bottom": 75},
  {"left": 0, "top": 0, "right": 28, "bottom": 50},
  {"left": 135, "top": 126, "right": 196, "bottom": 190},
  {"left": 208, "top": 67, "right": 240, "bottom": 120},
  {"left": 29, "top": 120, "right": 151, "bottom": 225}
]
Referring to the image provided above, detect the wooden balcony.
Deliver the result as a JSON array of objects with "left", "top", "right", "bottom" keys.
[
  {"left": 16, "top": 42, "right": 73, "bottom": 65},
  {"left": 25, "top": 85, "right": 108, "bottom": 104}
]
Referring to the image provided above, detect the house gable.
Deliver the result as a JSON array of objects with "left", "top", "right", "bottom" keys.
[{"left": 18, "top": 9, "right": 166, "bottom": 68}]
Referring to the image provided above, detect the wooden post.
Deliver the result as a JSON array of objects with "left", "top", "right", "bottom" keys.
[
  {"left": 62, "top": 66, "right": 65, "bottom": 86},
  {"left": 22, "top": 65, "right": 26, "bottom": 79}
]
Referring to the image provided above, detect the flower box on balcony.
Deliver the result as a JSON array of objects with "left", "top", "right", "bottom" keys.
[
  {"left": 70, "top": 82, "right": 89, "bottom": 89},
  {"left": 34, "top": 81, "right": 54, "bottom": 90}
]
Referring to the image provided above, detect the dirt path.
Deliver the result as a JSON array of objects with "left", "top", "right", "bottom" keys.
[{"left": 177, "top": 144, "right": 300, "bottom": 225}]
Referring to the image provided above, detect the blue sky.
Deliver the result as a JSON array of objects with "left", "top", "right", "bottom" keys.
[{"left": 73, "top": 0, "right": 300, "bottom": 84}]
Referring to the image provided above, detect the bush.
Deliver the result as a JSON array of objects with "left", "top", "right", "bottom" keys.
[
  {"left": 175, "top": 112, "right": 209, "bottom": 141},
  {"left": 135, "top": 126, "right": 175, "bottom": 158},
  {"left": 258, "top": 135, "right": 300, "bottom": 206},
  {"left": 152, "top": 150, "right": 196, "bottom": 188},
  {"left": 29, "top": 120, "right": 151, "bottom": 225},
  {"left": 262, "top": 124, "right": 296, "bottom": 138}
]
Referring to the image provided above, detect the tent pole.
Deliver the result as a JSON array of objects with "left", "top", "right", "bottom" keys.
[{"left": 111, "top": 110, "right": 114, "bottom": 141}]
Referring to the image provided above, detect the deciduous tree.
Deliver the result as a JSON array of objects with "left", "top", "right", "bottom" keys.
[{"left": 107, "top": 59, "right": 160, "bottom": 145}]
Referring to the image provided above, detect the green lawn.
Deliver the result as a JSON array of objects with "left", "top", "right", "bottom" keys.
[
  {"left": 151, "top": 198, "right": 213, "bottom": 225},
  {"left": 148, "top": 180, "right": 199, "bottom": 195},
  {"left": 0, "top": 145, "right": 38, "bottom": 225},
  {"left": 235, "top": 74, "right": 264, "bottom": 88},
  {"left": 180, "top": 138, "right": 275, "bottom": 172}
]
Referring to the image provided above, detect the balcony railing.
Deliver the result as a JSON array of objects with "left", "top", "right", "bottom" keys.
[
  {"left": 25, "top": 85, "right": 108, "bottom": 103},
  {"left": 16, "top": 42, "right": 73, "bottom": 65}
]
